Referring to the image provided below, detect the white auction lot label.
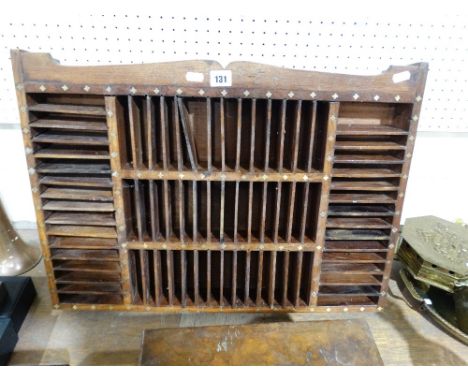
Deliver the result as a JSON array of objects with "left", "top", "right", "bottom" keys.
[{"left": 210, "top": 70, "right": 232, "bottom": 87}]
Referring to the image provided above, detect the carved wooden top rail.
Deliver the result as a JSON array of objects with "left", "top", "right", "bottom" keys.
[{"left": 14, "top": 50, "right": 427, "bottom": 101}]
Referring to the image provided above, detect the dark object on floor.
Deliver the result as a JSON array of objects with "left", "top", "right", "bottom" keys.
[
  {"left": 397, "top": 216, "right": 468, "bottom": 342},
  {"left": 0, "top": 319, "right": 18, "bottom": 366},
  {"left": 0, "top": 276, "right": 36, "bottom": 332},
  {"left": 398, "top": 269, "right": 468, "bottom": 345},
  {"left": 139, "top": 320, "right": 383, "bottom": 365},
  {"left": 0, "top": 282, "right": 6, "bottom": 306}
]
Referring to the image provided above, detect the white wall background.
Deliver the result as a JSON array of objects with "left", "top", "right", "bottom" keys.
[{"left": 1, "top": 1, "right": 467, "bottom": 226}]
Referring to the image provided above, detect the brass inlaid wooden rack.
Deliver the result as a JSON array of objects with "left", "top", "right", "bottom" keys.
[{"left": 11, "top": 50, "right": 428, "bottom": 313}]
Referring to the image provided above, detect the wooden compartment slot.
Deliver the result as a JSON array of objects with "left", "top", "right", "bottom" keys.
[
  {"left": 327, "top": 204, "right": 395, "bottom": 217},
  {"left": 29, "top": 118, "right": 108, "bottom": 132},
  {"left": 127, "top": 250, "right": 314, "bottom": 308},
  {"left": 32, "top": 132, "right": 109, "bottom": 146},
  {"left": 53, "top": 260, "right": 121, "bottom": 273},
  {"left": 322, "top": 252, "right": 387, "bottom": 263},
  {"left": 23, "top": 91, "right": 125, "bottom": 305},
  {"left": 122, "top": 179, "right": 321, "bottom": 245},
  {"left": 13, "top": 51, "right": 427, "bottom": 312},
  {"left": 46, "top": 225, "right": 117, "bottom": 238},
  {"left": 40, "top": 175, "right": 113, "bottom": 188},
  {"left": 36, "top": 160, "right": 111, "bottom": 174},
  {"left": 331, "top": 178, "right": 399, "bottom": 191},
  {"left": 28, "top": 103, "right": 107, "bottom": 116},
  {"left": 51, "top": 249, "right": 120, "bottom": 262},
  {"left": 114, "top": 96, "right": 327, "bottom": 174},
  {"left": 326, "top": 217, "right": 392, "bottom": 229},
  {"left": 41, "top": 187, "right": 113, "bottom": 201}
]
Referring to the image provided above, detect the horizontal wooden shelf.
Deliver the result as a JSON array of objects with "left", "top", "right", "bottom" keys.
[
  {"left": 327, "top": 205, "right": 395, "bottom": 217},
  {"left": 333, "top": 154, "right": 404, "bottom": 164},
  {"left": 29, "top": 118, "right": 108, "bottom": 132},
  {"left": 329, "top": 192, "right": 396, "bottom": 204},
  {"left": 325, "top": 229, "right": 390, "bottom": 241},
  {"left": 34, "top": 148, "right": 110, "bottom": 160},
  {"left": 40, "top": 176, "right": 113, "bottom": 188},
  {"left": 326, "top": 217, "right": 392, "bottom": 229},
  {"left": 56, "top": 284, "right": 122, "bottom": 295},
  {"left": 53, "top": 260, "right": 120, "bottom": 273},
  {"left": 331, "top": 180, "right": 399, "bottom": 191},
  {"left": 325, "top": 240, "right": 389, "bottom": 252},
  {"left": 58, "top": 294, "right": 123, "bottom": 305},
  {"left": 321, "top": 252, "right": 387, "bottom": 263},
  {"left": 320, "top": 273, "right": 382, "bottom": 286},
  {"left": 119, "top": 168, "right": 324, "bottom": 183},
  {"left": 334, "top": 140, "right": 406, "bottom": 150},
  {"left": 125, "top": 238, "right": 317, "bottom": 252},
  {"left": 336, "top": 124, "right": 409, "bottom": 136},
  {"left": 36, "top": 162, "right": 111, "bottom": 174},
  {"left": 46, "top": 212, "right": 116, "bottom": 226},
  {"left": 321, "top": 263, "right": 384, "bottom": 274},
  {"left": 43, "top": 201, "right": 115, "bottom": 212},
  {"left": 318, "top": 285, "right": 381, "bottom": 296},
  {"left": 332, "top": 168, "right": 401, "bottom": 178},
  {"left": 32, "top": 132, "right": 109, "bottom": 146},
  {"left": 47, "top": 225, "right": 117, "bottom": 239},
  {"left": 41, "top": 187, "right": 113, "bottom": 202},
  {"left": 28, "top": 103, "right": 107, "bottom": 116},
  {"left": 55, "top": 271, "right": 121, "bottom": 284},
  {"left": 51, "top": 249, "right": 119, "bottom": 262},
  {"left": 49, "top": 236, "right": 119, "bottom": 249}
]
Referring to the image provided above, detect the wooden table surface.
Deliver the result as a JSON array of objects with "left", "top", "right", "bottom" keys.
[{"left": 140, "top": 320, "right": 383, "bottom": 366}]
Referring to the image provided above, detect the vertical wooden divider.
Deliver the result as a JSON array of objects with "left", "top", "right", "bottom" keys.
[
  {"left": 294, "top": 101, "right": 317, "bottom": 306},
  {"left": 219, "top": 97, "right": 226, "bottom": 306},
  {"left": 257, "top": 98, "right": 272, "bottom": 305},
  {"left": 245, "top": 98, "right": 256, "bottom": 304},
  {"left": 146, "top": 97, "right": 162, "bottom": 305},
  {"left": 282, "top": 100, "right": 302, "bottom": 306},
  {"left": 232, "top": 98, "right": 242, "bottom": 306},
  {"left": 105, "top": 96, "right": 132, "bottom": 305},
  {"left": 160, "top": 96, "right": 175, "bottom": 305},
  {"left": 309, "top": 102, "right": 339, "bottom": 306},
  {"left": 268, "top": 99, "right": 287, "bottom": 306},
  {"left": 129, "top": 98, "right": 150, "bottom": 305},
  {"left": 206, "top": 98, "right": 212, "bottom": 304},
  {"left": 174, "top": 96, "right": 187, "bottom": 306}
]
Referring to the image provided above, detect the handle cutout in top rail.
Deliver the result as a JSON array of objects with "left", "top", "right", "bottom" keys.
[{"left": 392, "top": 71, "right": 411, "bottom": 83}]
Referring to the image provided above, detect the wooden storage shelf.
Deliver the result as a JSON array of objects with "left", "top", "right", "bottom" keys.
[
  {"left": 28, "top": 103, "right": 107, "bottom": 116},
  {"left": 42, "top": 201, "right": 115, "bottom": 212},
  {"left": 336, "top": 124, "right": 409, "bottom": 136},
  {"left": 41, "top": 187, "right": 114, "bottom": 201},
  {"left": 50, "top": 249, "right": 120, "bottom": 262},
  {"left": 36, "top": 162, "right": 111, "bottom": 174},
  {"left": 39, "top": 175, "right": 113, "bottom": 188},
  {"left": 29, "top": 118, "right": 108, "bottom": 132},
  {"left": 12, "top": 50, "right": 427, "bottom": 312},
  {"left": 33, "top": 148, "right": 110, "bottom": 160},
  {"left": 45, "top": 212, "right": 116, "bottom": 226}
]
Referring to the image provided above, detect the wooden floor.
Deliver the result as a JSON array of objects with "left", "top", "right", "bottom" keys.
[{"left": 7, "top": 230, "right": 468, "bottom": 366}]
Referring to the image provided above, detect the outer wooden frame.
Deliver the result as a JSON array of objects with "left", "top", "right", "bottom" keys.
[{"left": 11, "top": 50, "right": 429, "bottom": 314}]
